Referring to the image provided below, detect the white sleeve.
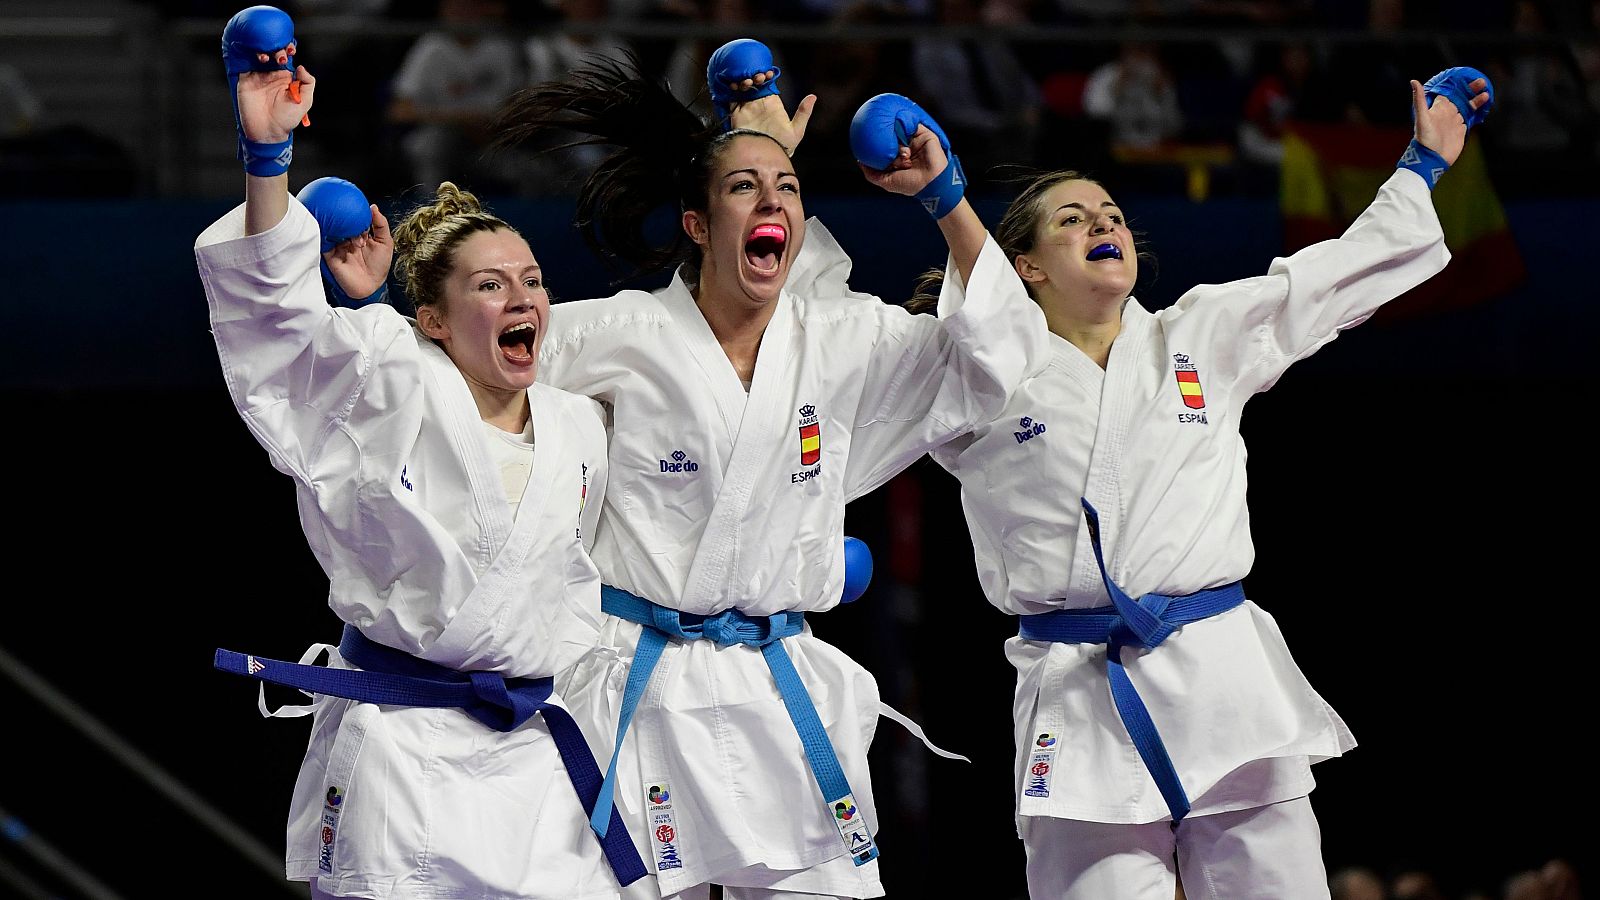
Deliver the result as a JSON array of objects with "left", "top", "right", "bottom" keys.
[
  {"left": 842, "top": 234, "right": 1049, "bottom": 501},
  {"left": 195, "top": 198, "right": 408, "bottom": 481},
  {"left": 1179, "top": 169, "right": 1449, "bottom": 396}
]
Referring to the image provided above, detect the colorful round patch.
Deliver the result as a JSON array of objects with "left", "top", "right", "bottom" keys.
[
  {"left": 321, "top": 825, "right": 334, "bottom": 844},
  {"left": 834, "top": 801, "right": 856, "bottom": 820},
  {"left": 649, "top": 785, "right": 669, "bottom": 804},
  {"left": 325, "top": 786, "right": 343, "bottom": 807},
  {"left": 1036, "top": 733, "right": 1056, "bottom": 748}
]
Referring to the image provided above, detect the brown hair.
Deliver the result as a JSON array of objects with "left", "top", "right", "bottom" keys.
[
  {"left": 493, "top": 55, "right": 789, "bottom": 280},
  {"left": 906, "top": 169, "right": 1100, "bottom": 314},
  {"left": 391, "top": 182, "right": 516, "bottom": 309}
]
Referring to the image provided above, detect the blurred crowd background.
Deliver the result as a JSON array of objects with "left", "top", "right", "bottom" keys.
[
  {"left": 1, "top": 1, "right": 1595, "bottom": 898},
  {"left": 3, "top": 0, "right": 1600, "bottom": 202}
]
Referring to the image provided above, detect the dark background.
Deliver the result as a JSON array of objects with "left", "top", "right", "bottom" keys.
[{"left": 3, "top": 2, "right": 1598, "bottom": 898}]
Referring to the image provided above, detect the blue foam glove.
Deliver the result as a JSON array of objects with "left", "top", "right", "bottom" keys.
[
  {"left": 841, "top": 537, "right": 873, "bottom": 605},
  {"left": 850, "top": 93, "right": 966, "bottom": 219},
  {"left": 297, "top": 177, "right": 389, "bottom": 307},
  {"left": 1423, "top": 66, "right": 1494, "bottom": 131},
  {"left": 707, "top": 39, "right": 781, "bottom": 130},
  {"left": 298, "top": 176, "right": 372, "bottom": 252},
  {"left": 1398, "top": 67, "right": 1493, "bottom": 191},
  {"left": 222, "top": 5, "right": 299, "bottom": 176}
]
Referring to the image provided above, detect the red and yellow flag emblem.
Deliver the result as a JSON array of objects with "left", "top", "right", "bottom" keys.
[
  {"left": 1175, "top": 369, "right": 1205, "bottom": 409},
  {"left": 799, "top": 422, "right": 821, "bottom": 466}
]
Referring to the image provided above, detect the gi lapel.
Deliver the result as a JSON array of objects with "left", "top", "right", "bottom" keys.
[
  {"left": 657, "top": 275, "right": 753, "bottom": 444},
  {"left": 675, "top": 288, "right": 798, "bottom": 612},
  {"left": 1073, "top": 299, "right": 1153, "bottom": 599}
]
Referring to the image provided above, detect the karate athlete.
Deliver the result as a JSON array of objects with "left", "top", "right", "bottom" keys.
[
  {"left": 491, "top": 46, "right": 1046, "bottom": 900},
  {"left": 198, "top": 7, "right": 647, "bottom": 896},
  {"left": 921, "top": 69, "right": 1494, "bottom": 898}
]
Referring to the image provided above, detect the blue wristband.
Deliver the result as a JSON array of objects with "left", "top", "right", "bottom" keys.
[
  {"left": 915, "top": 153, "right": 966, "bottom": 219},
  {"left": 241, "top": 134, "right": 294, "bottom": 176},
  {"left": 1397, "top": 139, "right": 1448, "bottom": 190}
]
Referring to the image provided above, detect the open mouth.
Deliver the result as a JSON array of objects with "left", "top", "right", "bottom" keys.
[
  {"left": 498, "top": 321, "right": 537, "bottom": 365},
  {"left": 1086, "top": 243, "right": 1123, "bottom": 262},
  {"left": 744, "top": 223, "right": 787, "bottom": 275}
]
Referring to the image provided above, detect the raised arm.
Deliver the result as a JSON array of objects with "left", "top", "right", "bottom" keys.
[
  {"left": 199, "top": 7, "right": 412, "bottom": 478},
  {"left": 851, "top": 93, "right": 986, "bottom": 287},
  {"left": 222, "top": 5, "right": 314, "bottom": 233},
  {"left": 1195, "top": 67, "right": 1495, "bottom": 394}
]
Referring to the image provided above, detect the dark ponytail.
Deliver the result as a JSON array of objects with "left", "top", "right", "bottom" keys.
[{"left": 494, "top": 54, "right": 786, "bottom": 281}]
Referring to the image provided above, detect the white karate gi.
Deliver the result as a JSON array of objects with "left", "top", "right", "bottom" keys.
[
  {"left": 541, "top": 219, "right": 1046, "bottom": 898},
  {"left": 929, "top": 170, "right": 1450, "bottom": 897},
  {"left": 197, "top": 198, "right": 621, "bottom": 899}
]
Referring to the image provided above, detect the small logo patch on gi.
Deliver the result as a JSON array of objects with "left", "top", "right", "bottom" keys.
[
  {"left": 1024, "top": 732, "right": 1059, "bottom": 799},
  {"left": 798, "top": 404, "right": 821, "bottom": 466},
  {"left": 1172, "top": 354, "right": 1206, "bottom": 409},
  {"left": 645, "top": 781, "right": 683, "bottom": 871},
  {"left": 828, "top": 793, "right": 876, "bottom": 865},
  {"left": 318, "top": 784, "right": 344, "bottom": 873},
  {"left": 247, "top": 656, "right": 266, "bottom": 675},
  {"left": 658, "top": 449, "right": 700, "bottom": 474},
  {"left": 1014, "top": 415, "right": 1048, "bottom": 444},
  {"left": 400, "top": 465, "right": 414, "bottom": 492}
]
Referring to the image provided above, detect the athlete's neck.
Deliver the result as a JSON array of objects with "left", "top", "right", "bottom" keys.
[
  {"left": 693, "top": 275, "right": 777, "bottom": 385},
  {"left": 468, "top": 382, "right": 531, "bottom": 434},
  {"left": 1039, "top": 290, "right": 1125, "bottom": 370}
]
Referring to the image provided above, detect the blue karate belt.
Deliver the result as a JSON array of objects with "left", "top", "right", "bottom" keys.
[
  {"left": 1017, "top": 499, "right": 1245, "bottom": 823},
  {"left": 214, "top": 625, "right": 647, "bottom": 885},
  {"left": 593, "top": 586, "right": 880, "bottom": 867}
]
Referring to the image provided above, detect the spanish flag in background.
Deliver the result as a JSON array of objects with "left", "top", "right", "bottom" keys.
[{"left": 1280, "top": 122, "right": 1525, "bottom": 321}]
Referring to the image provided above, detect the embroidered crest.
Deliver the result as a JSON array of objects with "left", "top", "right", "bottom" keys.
[
  {"left": 1172, "top": 353, "right": 1206, "bottom": 410},
  {"left": 798, "top": 404, "right": 821, "bottom": 466}
]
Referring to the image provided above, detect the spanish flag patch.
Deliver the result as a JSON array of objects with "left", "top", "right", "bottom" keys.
[
  {"left": 1175, "top": 369, "right": 1205, "bottom": 409},
  {"left": 800, "top": 422, "right": 821, "bottom": 466}
]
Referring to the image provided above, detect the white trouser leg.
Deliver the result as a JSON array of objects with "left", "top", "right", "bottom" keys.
[
  {"left": 1174, "top": 796, "right": 1329, "bottom": 900},
  {"left": 1020, "top": 814, "right": 1178, "bottom": 900}
]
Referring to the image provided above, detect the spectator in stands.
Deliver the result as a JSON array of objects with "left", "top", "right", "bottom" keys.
[
  {"left": 1238, "top": 41, "right": 1333, "bottom": 164},
  {"left": 1082, "top": 41, "right": 1183, "bottom": 150},
  {"left": 1484, "top": 0, "right": 1596, "bottom": 166},
  {"left": 0, "top": 62, "right": 42, "bottom": 139},
  {"left": 1324, "top": 0, "right": 1443, "bottom": 126},
  {"left": 1392, "top": 869, "right": 1447, "bottom": 900},
  {"left": 792, "top": 3, "right": 918, "bottom": 189},
  {"left": 1330, "top": 865, "right": 1387, "bottom": 900},
  {"left": 910, "top": 0, "right": 1042, "bottom": 173},
  {"left": 1542, "top": 858, "right": 1582, "bottom": 900},
  {"left": 1506, "top": 870, "right": 1556, "bottom": 900},
  {"left": 387, "top": 0, "right": 522, "bottom": 191},
  {"left": 517, "top": 0, "right": 634, "bottom": 192}
]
